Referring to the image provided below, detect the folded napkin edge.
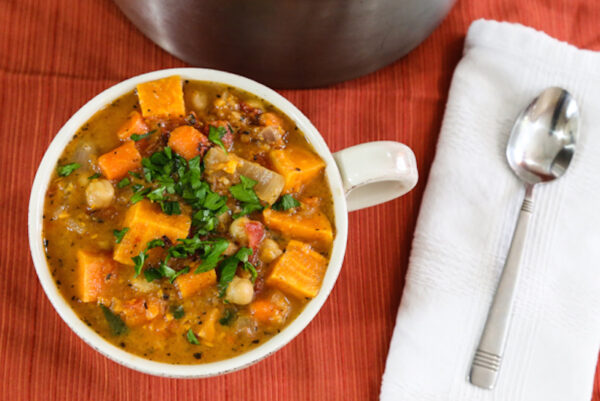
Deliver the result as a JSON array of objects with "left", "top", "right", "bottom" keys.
[{"left": 467, "top": 19, "right": 600, "bottom": 80}]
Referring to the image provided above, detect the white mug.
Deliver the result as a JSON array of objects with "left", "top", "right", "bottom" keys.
[{"left": 28, "top": 68, "right": 418, "bottom": 377}]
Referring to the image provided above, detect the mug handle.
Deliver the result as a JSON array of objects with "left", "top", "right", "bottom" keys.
[{"left": 333, "top": 141, "right": 418, "bottom": 212}]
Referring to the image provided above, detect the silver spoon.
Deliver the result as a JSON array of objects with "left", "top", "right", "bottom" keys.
[{"left": 469, "top": 87, "right": 579, "bottom": 389}]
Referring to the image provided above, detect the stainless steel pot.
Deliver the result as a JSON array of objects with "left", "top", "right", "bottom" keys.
[{"left": 114, "top": 0, "right": 455, "bottom": 88}]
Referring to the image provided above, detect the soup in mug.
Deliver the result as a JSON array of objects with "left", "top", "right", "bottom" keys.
[{"left": 42, "top": 76, "right": 335, "bottom": 364}]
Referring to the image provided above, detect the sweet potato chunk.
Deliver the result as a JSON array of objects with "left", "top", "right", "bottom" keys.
[
  {"left": 167, "top": 125, "right": 209, "bottom": 160},
  {"left": 196, "top": 308, "right": 220, "bottom": 346},
  {"left": 269, "top": 146, "right": 325, "bottom": 193},
  {"left": 97, "top": 141, "right": 142, "bottom": 180},
  {"left": 116, "top": 111, "right": 149, "bottom": 140},
  {"left": 136, "top": 76, "right": 185, "bottom": 118},
  {"left": 266, "top": 240, "right": 328, "bottom": 299},
  {"left": 175, "top": 269, "right": 217, "bottom": 299},
  {"left": 263, "top": 206, "right": 333, "bottom": 250},
  {"left": 113, "top": 200, "right": 191, "bottom": 265},
  {"left": 76, "top": 249, "right": 118, "bottom": 302}
]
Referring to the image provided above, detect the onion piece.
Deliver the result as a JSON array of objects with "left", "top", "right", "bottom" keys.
[{"left": 204, "top": 147, "right": 284, "bottom": 205}]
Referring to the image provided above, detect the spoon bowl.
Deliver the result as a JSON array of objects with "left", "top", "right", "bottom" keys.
[{"left": 507, "top": 87, "right": 579, "bottom": 185}]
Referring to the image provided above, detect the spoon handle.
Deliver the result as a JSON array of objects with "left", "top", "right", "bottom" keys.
[{"left": 469, "top": 187, "right": 534, "bottom": 389}]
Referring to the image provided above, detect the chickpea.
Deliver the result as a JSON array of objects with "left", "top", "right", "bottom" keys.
[
  {"left": 85, "top": 179, "right": 114, "bottom": 210},
  {"left": 225, "top": 276, "right": 254, "bottom": 305},
  {"left": 223, "top": 241, "right": 239, "bottom": 256},
  {"left": 229, "top": 216, "right": 250, "bottom": 245},
  {"left": 259, "top": 238, "right": 282, "bottom": 264}
]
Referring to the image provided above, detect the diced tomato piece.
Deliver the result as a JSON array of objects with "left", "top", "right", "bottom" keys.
[{"left": 245, "top": 221, "right": 265, "bottom": 263}]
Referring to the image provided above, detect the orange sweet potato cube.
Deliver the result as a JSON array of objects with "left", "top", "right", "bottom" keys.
[
  {"left": 113, "top": 200, "right": 191, "bottom": 265},
  {"left": 76, "top": 249, "right": 118, "bottom": 302},
  {"left": 269, "top": 146, "right": 325, "bottom": 193},
  {"left": 266, "top": 240, "right": 328, "bottom": 299},
  {"left": 136, "top": 76, "right": 185, "bottom": 118},
  {"left": 168, "top": 125, "right": 209, "bottom": 160},
  {"left": 116, "top": 111, "right": 149, "bottom": 140},
  {"left": 263, "top": 206, "right": 333, "bottom": 250},
  {"left": 98, "top": 141, "right": 142, "bottom": 180},
  {"left": 175, "top": 269, "right": 217, "bottom": 299}
]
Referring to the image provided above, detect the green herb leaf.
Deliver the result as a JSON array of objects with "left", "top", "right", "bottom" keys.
[
  {"left": 57, "top": 162, "right": 80, "bottom": 177},
  {"left": 170, "top": 305, "right": 185, "bottom": 320},
  {"left": 195, "top": 238, "right": 229, "bottom": 273},
  {"left": 235, "top": 203, "right": 264, "bottom": 218},
  {"left": 132, "top": 250, "right": 147, "bottom": 277},
  {"left": 113, "top": 227, "right": 129, "bottom": 244},
  {"left": 130, "top": 130, "right": 156, "bottom": 142},
  {"left": 147, "top": 239, "right": 165, "bottom": 249},
  {"left": 159, "top": 262, "right": 189, "bottom": 283},
  {"left": 87, "top": 173, "right": 101, "bottom": 180},
  {"left": 131, "top": 187, "right": 150, "bottom": 204},
  {"left": 229, "top": 175, "right": 263, "bottom": 218},
  {"left": 217, "top": 247, "right": 253, "bottom": 297},
  {"left": 208, "top": 125, "right": 228, "bottom": 152},
  {"left": 187, "top": 328, "right": 200, "bottom": 345},
  {"left": 160, "top": 200, "right": 181, "bottom": 215},
  {"left": 243, "top": 261, "right": 258, "bottom": 282},
  {"left": 117, "top": 177, "right": 131, "bottom": 188},
  {"left": 128, "top": 171, "right": 142, "bottom": 179},
  {"left": 272, "top": 194, "right": 301, "bottom": 211},
  {"left": 230, "top": 176, "right": 260, "bottom": 203},
  {"left": 100, "top": 304, "right": 128, "bottom": 335},
  {"left": 144, "top": 268, "right": 162, "bottom": 282},
  {"left": 219, "top": 308, "right": 237, "bottom": 326}
]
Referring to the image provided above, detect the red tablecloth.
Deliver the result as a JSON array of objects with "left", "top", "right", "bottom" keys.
[{"left": 1, "top": 0, "right": 599, "bottom": 399}]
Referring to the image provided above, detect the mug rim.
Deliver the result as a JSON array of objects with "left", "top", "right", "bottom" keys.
[{"left": 27, "top": 68, "right": 349, "bottom": 378}]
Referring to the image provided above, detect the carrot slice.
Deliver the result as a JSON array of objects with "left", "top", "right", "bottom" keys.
[
  {"left": 97, "top": 141, "right": 142, "bottom": 180},
  {"left": 116, "top": 111, "right": 149, "bottom": 140},
  {"left": 167, "top": 125, "right": 209, "bottom": 160}
]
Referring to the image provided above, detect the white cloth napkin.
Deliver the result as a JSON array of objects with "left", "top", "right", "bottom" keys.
[{"left": 380, "top": 19, "right": 600, "bottom": 401}]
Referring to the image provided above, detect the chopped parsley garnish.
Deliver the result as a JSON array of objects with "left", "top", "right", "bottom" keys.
[
  {"left": 194, "top": 238, "right": 229, "bottom": 273},
  {"left": 100, "top": 304, "right": 128, "bottom": 335},
  {"left": 130, "top": 187, "right": 150, "bottom": 204},
  {"left": 229, "top": 175, "right": 263, "bottom": 217},
  {"left": 87, "top": 173, "right": 101, "bottom": 180},
  {"left": 113, "top": 227, "right": 129, "bottom": 244},
  {"left": 208, "top": 125, "right": 228, "bottom": 152},
  {"left": 187, "top": 329, "right": 200, "bottom": 345},
  {"left": 132, "top": 238, "right": 165, "bottom": 277},
  {"left": 146, "top": 239, "right": 166, "bottom": 249},
  {"left": 117, "top": 177, "right": 131, "bottom": 188},
  {"left": 272, "top": 194, "right": 301, "bottom": 211},
  {"left": 130, "top": 130, "right": 156, "bottom": 142},
  {"left": 132, "top": 250, "right": 147, "bottom": 278},
  {"left": 219, "top": 308, "right": 237, "bottom": 326},
  {"left": 128, "top": 171, "right": 142, "bottom": 179},
  {"left": 217, "top": 247, "right": 254, "bottom": 296},
  {"left": 57, "top": 162, "right": 80, "bottom": 177},
  {"left": 143, "top": 268, "right": 162, "bottom": 282},
  {"left": 159, "top": 262, "right": 189, "bottom": 283},
  {"left": 170, "top": 305, "right": 185, "bottom": 320}
]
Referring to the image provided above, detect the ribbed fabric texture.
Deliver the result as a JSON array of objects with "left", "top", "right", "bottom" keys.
[{"left": 381, "top": 20, "right": 600, "bottom": 401}]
